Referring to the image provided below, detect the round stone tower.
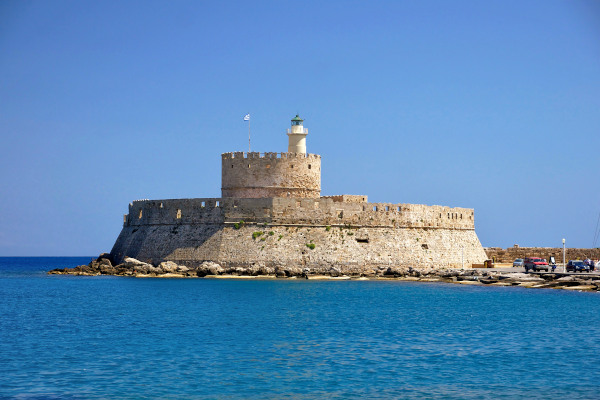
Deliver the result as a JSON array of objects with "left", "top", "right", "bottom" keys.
[{"left": 221, "top": 115, "right": 321, "bottom": 198}]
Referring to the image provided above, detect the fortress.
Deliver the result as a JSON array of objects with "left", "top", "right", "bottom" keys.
[{"left": 110, "top": 115, "right": 487, "bottom": 272}]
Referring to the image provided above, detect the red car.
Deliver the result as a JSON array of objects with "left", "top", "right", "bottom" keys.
[{"left": 524, "top": 257, "right": 549, "bottom": 272}]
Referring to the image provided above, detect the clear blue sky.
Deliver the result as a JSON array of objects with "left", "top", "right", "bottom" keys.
[{"left": 1, "top": 0, "right": 599, "bottom": 256}]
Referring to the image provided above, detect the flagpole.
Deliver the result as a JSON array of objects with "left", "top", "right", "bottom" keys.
[{"left": 248, "top": 117, "right": 251, "bottom": 152}]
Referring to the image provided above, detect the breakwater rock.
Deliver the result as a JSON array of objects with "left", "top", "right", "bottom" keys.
[{"left": 48, "top": 255, "right": 600, "bottom": 292}]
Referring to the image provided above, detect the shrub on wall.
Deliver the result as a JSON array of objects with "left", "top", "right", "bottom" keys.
[{"left": 234, "top": 220, "right": 245, "bottom": 230}]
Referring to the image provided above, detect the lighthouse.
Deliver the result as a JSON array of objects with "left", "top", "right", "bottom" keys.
[{"left": 287, "top": 114, "right": 308, "bottom": 154}]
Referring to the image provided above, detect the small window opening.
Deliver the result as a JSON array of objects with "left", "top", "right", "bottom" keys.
[
  {"left": 421, "top": 244, "right": 429, "bottom": 249},
  {"left": 216, "top": 201, "right": 220, "bottom": 207},
  {"left": 160, "top": 203, "right": 164, "bottom": 208},
  {"left": 373, "top": 206, "right": 378, "bottom": 211},
  {"left": 385, "top": 206, "right": 389, "bottom": 211},
  {"left": 266, "top": 164, "right": 271, "bottom": 169},
  {"left": 308, "top": 164, "right": 311, "bottom": 169},
  {"left": 290, "top": 164, "right": 294, "bottom": 168},
  {"left": 201, "top": 201, "right": 205, "bottom": 207},
  {"left": 231, "top": 164, "right": 234, "bottom": 168},
  {"left": 397, "top": 207, "right": 401, "bottom": 212},
  {"left": 138, "top": 209, "right": 143, "bottom": 219},
  {"left": 176, "top": 209, "right": 182, "bottom": 219},
  {"left": 356, "top": 238, "right": 369, "bottom": 243},
  {"left": 248, "top": 164, "right": 251, "bottom": 168}
]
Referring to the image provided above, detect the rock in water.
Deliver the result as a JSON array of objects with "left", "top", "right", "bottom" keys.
[{"left": 158, "top": 261, "right": 179, "bottom": 273}]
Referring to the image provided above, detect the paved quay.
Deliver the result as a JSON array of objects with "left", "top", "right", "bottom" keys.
[{"left": 474, "top": 265, "right": 600, "bottom": 276}]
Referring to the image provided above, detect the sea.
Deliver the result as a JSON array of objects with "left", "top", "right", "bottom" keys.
[{"left": 1, "top": 257, "right": 599, "bottom": 399}]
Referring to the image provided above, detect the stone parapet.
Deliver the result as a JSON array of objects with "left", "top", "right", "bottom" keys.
[{"left": 124, "top": 197, "right": 476, "bottom": 230}]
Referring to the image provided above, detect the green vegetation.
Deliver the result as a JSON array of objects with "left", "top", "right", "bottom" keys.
[
  {"left": 347, "top": 232, "right": 354, "bottom": 236},
  {"left": 278, "top": 235, "right": 283, "bottom": 241},
  {"left": 233, "top": 220, "right": 245, "bottom": 230},
  {"left": 306, "top": 243, "right": 316, "bottom": 250},
  {"left": 252, "top": 231, "right": 264, "bottom": 240},
  {"left": 325, "top": 225, "right": 331, "bottom": 231},
  {"left": 260, "top": 237, "right": 266, "bottom": 241},
  {"left": 268, "top": 231, "right": 274, "bottom": 236}
]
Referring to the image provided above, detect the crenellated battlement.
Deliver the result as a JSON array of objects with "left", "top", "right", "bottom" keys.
[
  {"left": 221, "top": 152, "right": 321, "bottom": 160},
  {"left": 123, "top": 197, "right": 476, "bottom": 230}
]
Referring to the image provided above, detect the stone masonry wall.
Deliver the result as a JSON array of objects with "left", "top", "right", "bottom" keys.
[
  {"left": 221, "top": 152, "right": 321, "bottom": 198},
  {"left": 485, "top": 247, "right": 600, "bottom": 263},
  {"left": 123, "top": 197, "right": 476, "bottom": 230},
  {"left": 111, "top": 224, "right": 486, "bottom": 271},
  {"left": 111, "top": 197, "right": 486, "bottom": 268}
]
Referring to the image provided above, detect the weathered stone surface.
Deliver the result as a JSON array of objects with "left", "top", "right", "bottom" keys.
[
  {"left": 110, "top": 197, "right": 487, "bottom": 270},
  {"left": 47, "top": 257, "right": 600, "bottom": 292},
  {"left": 97, "top": 253, "right": 112, "bottom": 262},
  {"left": 222, "top": 152, "right": 321, "bottom": 199},
  {"left": 176, "top": 265, "right": 189, "bottom": 273},
  {"left": 195, "top": 261, "right": 223, "bottom": 277},
  {"left": 158, "top": 261, "right": 178, "bottom": 273},
  {"left": 123, "top": 257, "right": 147, "bottom": 266},
  {"left": 563, "top": 285, "right": 596, "bottom": 291}
]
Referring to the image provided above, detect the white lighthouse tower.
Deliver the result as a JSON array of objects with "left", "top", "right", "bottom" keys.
[{"left": 287, "top": 114, "right": 308, "bottom": 154}]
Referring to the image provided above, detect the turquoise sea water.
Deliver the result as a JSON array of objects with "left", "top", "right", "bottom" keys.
[{"left": 1, "top": 257, "right": 600, "bottom": 399}]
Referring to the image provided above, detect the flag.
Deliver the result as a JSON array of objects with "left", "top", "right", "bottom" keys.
[{"left": 243, "top": 114, "right": 250, "bottom": 121}]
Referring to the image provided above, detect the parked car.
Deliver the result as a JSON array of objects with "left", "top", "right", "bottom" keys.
[
  {"left": 566, "top": 260, "right": 589, "bottom": 273},
  {"left": 524, "top": 257, "right": 549, "bottom": 272},
  {"left": 513, "top": 258, "right": 524, "bottom": 268}
]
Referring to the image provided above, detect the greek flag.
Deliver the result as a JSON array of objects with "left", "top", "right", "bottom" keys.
[{"left": 243, "top": 114, "right": 250, "bottom": 121}]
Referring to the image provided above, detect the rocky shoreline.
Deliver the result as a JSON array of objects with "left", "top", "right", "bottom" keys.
[{"left": 48, "top": 254, "right": 600, "bottom": 292}]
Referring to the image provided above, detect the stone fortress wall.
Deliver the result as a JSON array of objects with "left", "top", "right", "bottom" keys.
[
  {"left": 221, "top": 152, "right": 321, "bottom": 198},
  {"left": 109, "top": 115, "right": 488, "bottom": 271},
  {"left": 111, "top": 196, "right": 486, "bottom": 270},
  {"left": 123, "top": 197, "right": 475, "bottom": 230},
  {"left": 485, "top": 247, "right": 600, "bottom": 263}
]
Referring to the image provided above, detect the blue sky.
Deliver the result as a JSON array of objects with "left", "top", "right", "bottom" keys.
[{"left": 1, "top": 0, "right": 599, "bottom": 256}]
